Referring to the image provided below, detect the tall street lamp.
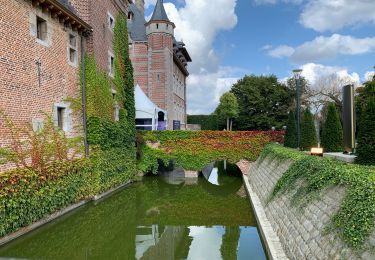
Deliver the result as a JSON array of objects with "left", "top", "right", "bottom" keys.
[{"left": 293, "top": 69, "right": 303, "bottom": 150}]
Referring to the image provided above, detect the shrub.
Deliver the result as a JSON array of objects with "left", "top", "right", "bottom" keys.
[
  {"left": 0, "top": 112, "right": 82, "bottom": 174},
  {"left": 321, "top": 103, "right": 343, "bottom": 152},
  {"left": 284, "top": 110, "right": 297, "bottom": 148},
  {"left": 300, "top": 108, "right": 317, "bottom": 151},
  {"left": 356, "top": 81, "right": 375, "bottom": 165}
]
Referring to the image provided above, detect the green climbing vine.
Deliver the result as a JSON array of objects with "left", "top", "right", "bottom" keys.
[
  {"left": 113, "top": 14, "right": 135, "bottom": 140},
  {"left": 265, "top": 144, "right": 375, "bottom": 249}
]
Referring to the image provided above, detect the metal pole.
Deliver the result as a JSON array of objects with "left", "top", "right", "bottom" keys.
[
  {"left": 81, "top": 34, "right": 89, "bottom": 158},
  {"left": 296, "top": 76, "right": 301, "bottom": 150}
]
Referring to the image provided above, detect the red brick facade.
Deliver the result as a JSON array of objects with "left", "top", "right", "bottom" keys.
[
  {"left": 129, "top": 2, "right": 191, "bottom": 129},
  {"left": 0, "top": 0, "right": 130, "bottom": 172}
]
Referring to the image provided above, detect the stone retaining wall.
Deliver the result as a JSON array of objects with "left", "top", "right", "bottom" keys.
[{"left": 248, "top": 157, "right": 375, "bottom": 260}]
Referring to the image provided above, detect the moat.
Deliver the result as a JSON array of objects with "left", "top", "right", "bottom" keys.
[{"left": 0, "top": 161, "right": 266, "bottom": 260}]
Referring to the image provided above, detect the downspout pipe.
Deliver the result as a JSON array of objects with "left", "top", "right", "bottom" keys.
[{"left": 81, "top": 33, "right": 89, "bottom": 157}]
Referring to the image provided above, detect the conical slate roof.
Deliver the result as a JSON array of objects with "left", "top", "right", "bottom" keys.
[
  {"left": 128, "top": 3, "right": 147, "bottom": 41},
  {"left": 150, "top": 0, "right": 170, "bottom": 22}
]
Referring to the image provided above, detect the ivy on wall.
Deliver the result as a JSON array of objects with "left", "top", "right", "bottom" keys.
[
  {"left": 113, "top": 15, "right": 135, "bottom": 140},
  {"left": 265, "top": 144, "right": 375, "bottom": 249},
  {"left": 84, "top": 55, "right": 114, "bottom": 120}
]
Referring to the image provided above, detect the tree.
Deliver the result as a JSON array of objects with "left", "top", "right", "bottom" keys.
[
  {"left": 215, "top": 92, "right": 239, "bottom": 131},
  {"left": 284, "top": 110, "right": 297, "bottom": 148},
  {"left": 356, "top": 80, "right": 375, "bottom": 165},
  {"left": 300, "top": 108, "right": 317, "bottom": 151},
  {"left": 309, "top": 73, "right": 358, "bottom": 114},
  {"left": 321, "top": 103, "right": 343, "bottom": 152},
  {"left": 286, "top": 76, "right": 312, "bottom": 109},
  {"left": 231, "top": 75, "right": 294, "bottom": 130}
]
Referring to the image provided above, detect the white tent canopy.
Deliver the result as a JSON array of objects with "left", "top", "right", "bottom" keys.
[{"left": 135, "top": 85, "right": 167, "bottom": 130}]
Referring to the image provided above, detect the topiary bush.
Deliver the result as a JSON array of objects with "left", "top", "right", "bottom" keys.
[
  {"left": 300, "top": 108, "right": 317, "bottom": 151},
  {"left": 356, "top": 80, "right": 375, "bottom": 165},
  {"left": 321, "top": 103, "right": 344, "bottom": 152},
  {"left": 284, "top": 110, "right": 297, "bottom": 148}
]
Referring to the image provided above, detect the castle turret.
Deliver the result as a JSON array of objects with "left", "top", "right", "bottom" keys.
[
  {"left": 145, "top": 0, "right": 175, "bottom": 36},
  {"left": 134, "top": 0, "right": 145, "bottom": 18},
  {"left": 145, "top": 0, "right": 176, "bottom": 129}
]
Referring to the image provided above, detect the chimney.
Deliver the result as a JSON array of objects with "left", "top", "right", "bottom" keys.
[{"left": 135, "top": 0, "right": 145, "bottom": 18}]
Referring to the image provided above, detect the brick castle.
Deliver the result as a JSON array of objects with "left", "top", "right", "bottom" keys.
[{"left": 0, "top": 0, "right": 190, "bottom": 154}]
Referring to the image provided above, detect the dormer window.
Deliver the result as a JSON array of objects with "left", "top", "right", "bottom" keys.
[{"left": 128, "top": 12, "right": 134, "bottom": 21}]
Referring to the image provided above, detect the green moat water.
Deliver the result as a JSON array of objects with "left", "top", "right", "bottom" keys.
[{"left": 0, "top": 161, "right": 266, "bottom": 260}]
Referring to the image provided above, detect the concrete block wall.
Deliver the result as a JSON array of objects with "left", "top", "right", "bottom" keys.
[{"left": 248, "top": 157, "right": 375, "bottom": 260}]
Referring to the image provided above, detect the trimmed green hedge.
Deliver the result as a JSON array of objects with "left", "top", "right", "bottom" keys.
[
  {"left": 187, "top": 115, "right": 219, "bottom": 130},
  {"left": 137, "top": 130, "right": 285, "bottom": 173},
  {"left": 263, "top": 144, "right": 375, "bottom": 249}
]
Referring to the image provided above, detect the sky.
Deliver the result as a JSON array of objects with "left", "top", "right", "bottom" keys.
[{"left": 144, "top": 0, "right": 375, "bottom": 115}]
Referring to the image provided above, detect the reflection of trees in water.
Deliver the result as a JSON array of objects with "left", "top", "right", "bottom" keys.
[{"left": 220, "top": 227, "right": 241, "bottom": 260}]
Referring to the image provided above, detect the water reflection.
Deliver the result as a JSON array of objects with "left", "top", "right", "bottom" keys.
[{"left": 0, "top": 162, "right": 266, "bottom": 260}]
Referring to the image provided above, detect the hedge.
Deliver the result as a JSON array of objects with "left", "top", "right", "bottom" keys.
[
  {"left": 0, "top": 149, "right": 136, "bottom": 238},
  {"left": 137, "top": 130, "right": 284, "bottom": 173},
  {"left": 187, "top": 115, "right": 219, "bottom": 130}
]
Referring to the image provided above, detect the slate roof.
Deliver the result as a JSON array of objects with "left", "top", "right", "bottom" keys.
[
  {"left": 149, "top": 0, "right": 170, "bottom": 22},
  {"left": 128, "top": 3, "right": 147, "bottom": 41},
  {"left": 57, "top": 0, "right": 77, "bottom": 14}
]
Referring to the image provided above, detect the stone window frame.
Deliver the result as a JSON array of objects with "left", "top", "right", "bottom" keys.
[
  {"left": 32, "top": 118, "right": 44, "bottom": 132},
  {"left": 108, "top": 12, "right": 115, "bottom": 32},
  {"left": 108, "top": 51, "right": 115, "bottom": 78},
  {"left": 30, "top": 11, "right": 52, "bottom": 47},
  {"left": 112, "top": 89, "right": 120, "bottom": 122},
  {"left": 53, "top": 103, "right": 72, "bottom": 133},
  {"left": 67, "top": 32, "right": 78, "bottom": 67}
]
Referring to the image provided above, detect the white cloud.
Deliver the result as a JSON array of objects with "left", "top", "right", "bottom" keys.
[
  {"left": 364, "top": 71, "right": 375, "bottom": 81},
  {"left": 267, "top": 34, "right": 375, "bottom": 63},
  {"left": 160, "top": 0, "right": 238, "bottom": 114},
  {"left": 254, "top": 0, "right": 303, "bottom": 4},
  {"left": 187, "top": 68, "right": 239, "bottom": 114},
  {"left": 268, "top": 45, "right": 295, "bottom": 58},
  {"left": 300, "top": 0, "right": 375, "bottom": 32},
  {"left": 298, "top": 63, "right": 360, "bottom": 87}
]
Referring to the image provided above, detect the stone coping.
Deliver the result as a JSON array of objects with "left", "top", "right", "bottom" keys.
[{"left": 242, "top": 170, "right": 289, "bottom": 260}]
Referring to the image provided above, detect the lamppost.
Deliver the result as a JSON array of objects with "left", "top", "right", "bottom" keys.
[{"left": 293, "top": 69, "right": 303, "bottom": 150}]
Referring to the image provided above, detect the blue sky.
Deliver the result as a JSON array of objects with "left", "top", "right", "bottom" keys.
[{"left": 144, "top": 0, "right": 375, "bottom": 114}]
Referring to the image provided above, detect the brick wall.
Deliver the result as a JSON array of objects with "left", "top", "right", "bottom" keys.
[
  {"left": 69, "top": 0, "right": 128, "bottom": 73},
  {"left": 248, "top": 157, "right": 375, "bottom": 260},
  {"left": 0, "top": 0, "right": 84, "bottom": 171}
]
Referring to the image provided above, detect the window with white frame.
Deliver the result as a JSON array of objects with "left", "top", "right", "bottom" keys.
[{"left": 68, "top": 33, "right": 78, "bottom": 66}]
